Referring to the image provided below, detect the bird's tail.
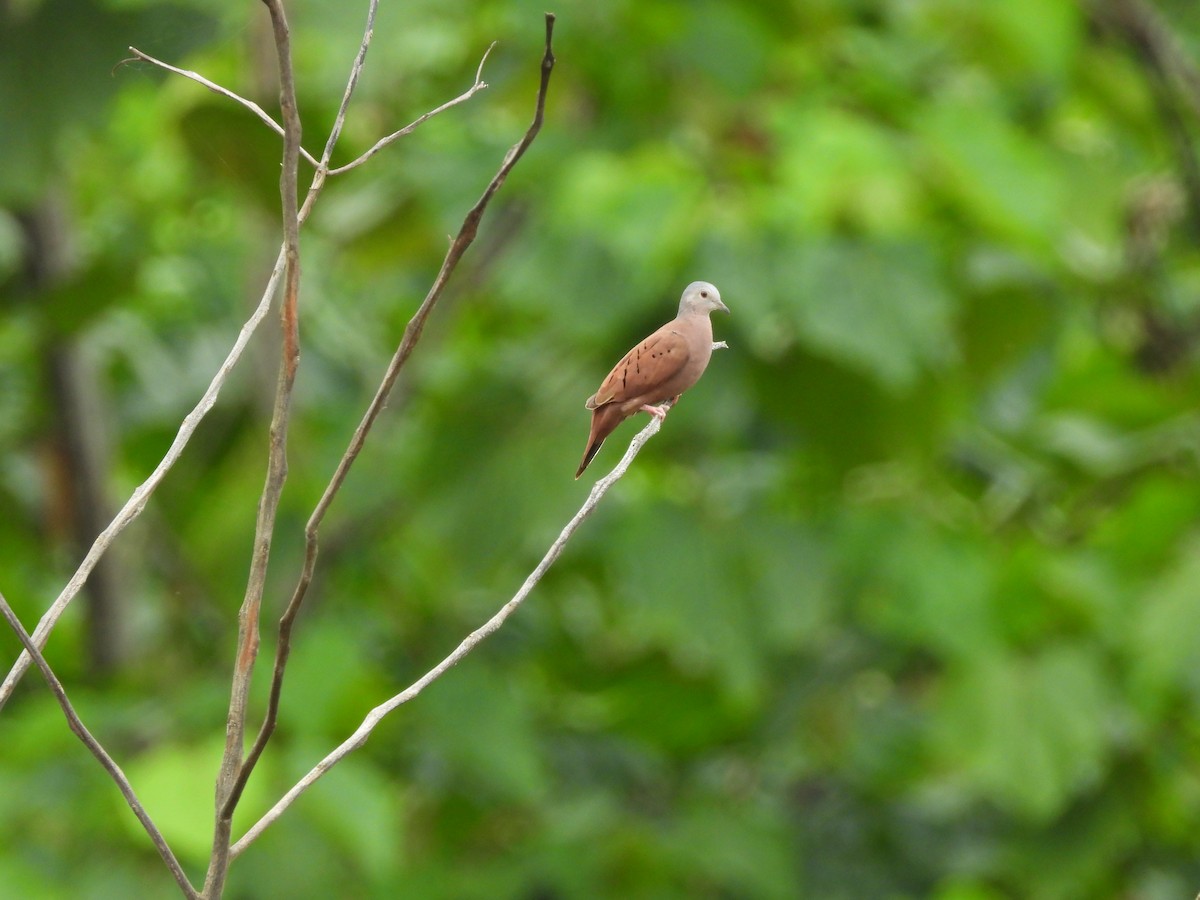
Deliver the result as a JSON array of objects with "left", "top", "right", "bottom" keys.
[
  {"left": 575, "top": 405, "right": 623, "bottom": 479},
  {"left": 575, "top": 438, "right": 605, "bottom": 479}
]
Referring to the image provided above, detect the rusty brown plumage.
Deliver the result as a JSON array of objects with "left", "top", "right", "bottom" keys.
[{"left": 575, "top": 281, "right": 729, "bottom": 478}]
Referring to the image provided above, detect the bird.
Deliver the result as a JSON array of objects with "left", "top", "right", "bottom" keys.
[{"left": 575, "top": 281, "right": 729, "bottom": 479}]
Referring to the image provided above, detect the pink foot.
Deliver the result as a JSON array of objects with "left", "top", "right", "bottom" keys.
[{"left": 640, "top": 404, "right": 669, "bottom": 420}]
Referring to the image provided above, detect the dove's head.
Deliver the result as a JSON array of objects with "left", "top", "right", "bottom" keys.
[{"left": 678, "top": 281, "right": 729, "bottom": 317}]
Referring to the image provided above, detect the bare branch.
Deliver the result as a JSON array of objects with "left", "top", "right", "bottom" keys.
[
  {"left": 123, "top": 47, "right": 322, "bottom": 169},
  {"left": 0, "top": 0, "right": 497, "bottom": 717},
  {"left": 0, "top": 590, "right": 200, "bottom": 899},
  {"left": 328, "top": 42, "right": 496, "bottom": 176},
  {"left": 232, "top": 398, "right": 665, "bottom": 856},
  {"left": 202, "top": 0, "right": 304, "bottom": 894},
  {"left": 233, "top": 11, "right": 556, "bottom": 826},
  {"left": 0, "top": 247, "right": 286, "bottom": 712}
]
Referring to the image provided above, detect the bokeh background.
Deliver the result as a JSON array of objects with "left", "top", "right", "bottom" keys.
[{"left": 3, "top": 0, "right": 1200, "bottom": 896}]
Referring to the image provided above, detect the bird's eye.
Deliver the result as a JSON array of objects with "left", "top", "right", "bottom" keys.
[{"left": 700, "top": 290, "right": 709, "bottom": 298}]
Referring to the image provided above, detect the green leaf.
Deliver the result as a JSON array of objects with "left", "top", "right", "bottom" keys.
[
  {"left": 783, "top": 239, "right": 957, "bottom": 391},
  {"left": 919, "top": 95, "right": 1066, "bottom": 252},
  {"left": 122, "top": 736, "right": 273, "bottom": 865},
  {"left": 663, "top": 794, "right": 797, "bottom": 899},
  {"left": 854, "top": 517, "right": 999, "bottom": 661},
  {"left": 1128, "top": 541, "right": 1200, "bottom": 718},
  {"left": 933, "top": 644, "right": 1110, "bottom": 820},
  {"left": 416, "top": 663, "right": 548, "bottom": 802},
  {"left": 0, "top": 0, "right": 215, "bottom": 203},
  {"left": 769, "top": 106, "right": 921, "bottom": 235},
  {"left": 290, "top": 746, "right": 403, "bottom": 879},
  {"left": 609, "top": 505, "right": 766, "bottom": 705}
]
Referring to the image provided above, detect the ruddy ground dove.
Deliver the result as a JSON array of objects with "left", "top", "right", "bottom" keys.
[{"left": 575, "top": 281, "right": 729, "bottom": 478}]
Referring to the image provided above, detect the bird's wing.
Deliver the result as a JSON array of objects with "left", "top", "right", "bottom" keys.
[{"left": 586, "top": 322, "right": 692, "bottom": 409}]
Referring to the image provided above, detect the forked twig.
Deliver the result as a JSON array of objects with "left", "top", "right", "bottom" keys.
[
  {"left": 328, "top": 42, "right": 495, "bottom": 175},
  {"left": 3, "top": 6, "right": 559, "bottom": 895}
]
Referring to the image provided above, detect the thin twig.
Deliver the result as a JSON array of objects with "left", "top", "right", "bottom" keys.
[
  {"left": 327, "top": 42, "right": 495, "bottom": 176},
  {"left": 315, "top": 0, "right": 379, "bottom": 166},
  {"left": 0, "top": 246, "right": 286, "bottom": 712},
  {"left": 122, "top": 47, "right": 322, "bottom": 169},
  {"left": 0, "top": 590, "right": 200, "bottom": 899},
  {"left": 202, "top": 0, "right": 303, "bottom": 894},
  {"left": 294, "top": 0, "right": 382, "bottom": 210},
  {"left": 233, "top": 12, "right": 556, "bottom": 820},
  {"left": 232, "top": 396, "right": 670, "bottom": 857}
]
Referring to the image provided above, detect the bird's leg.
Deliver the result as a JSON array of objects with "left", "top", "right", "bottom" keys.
[{"left": 640, "top": 404, "right": 669, "bottom": 420}]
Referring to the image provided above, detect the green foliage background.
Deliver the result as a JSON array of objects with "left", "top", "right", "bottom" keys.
[{"left": 3, "top": 0, "right": 1200, "bottom": 896}]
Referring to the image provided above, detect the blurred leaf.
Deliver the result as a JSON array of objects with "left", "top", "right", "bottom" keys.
[
  {"left": 36, "top": 262, "right": 136, "bottom": 334},
  {"left": 783, "top": 239, "right": 957, "bottom": 391},
  {"left": 677, "top": 1, "right": 774, "bottom": 95},
  {"left": 280, "top": 622, "right": 388, "bottom": 740},
  {"left": 416, "top": 662, "right": 548, "bottom": 802},
  {"left": 0, "top": 0, "right": 215, "bottom": 203},
  {"left": 552, "top": 146, "right": 706, "bottom": 293},
  {"left": 609, "top": 504, "right": 766, "bottom": 705},
  {"left": 291, "top": 745, "right": 403, "bottom": 879},
  {"left": 854, "top": 515, "right": 1000, "bottom": 661},
  {"left": 934, "top": 643, "right": 1109, "bottom": 821},
  {"left": 920, "top": 94, "right": 1066, "bottom": 252},
  {"left": 123, "top": 736, "right": 273, "bottom": 865},
  {"left": 663, "top": 794, "right": 797, "bottom": 898},
  {"left": 769, "top": 106, "right": 921, "bottom": 235},
  {"left": 178, "top": 103, "right": 281, "bottom": 212},
  {"left": 1128, "top": 539, "right": 1200, "bottom": 718},
  {"left": 916, "top": 0, "right": 1081, "bottom": 84}
]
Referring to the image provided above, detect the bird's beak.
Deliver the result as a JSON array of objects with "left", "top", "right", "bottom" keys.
[{"left": 717, "top": 299, "right": 730, "bottom": 315}]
